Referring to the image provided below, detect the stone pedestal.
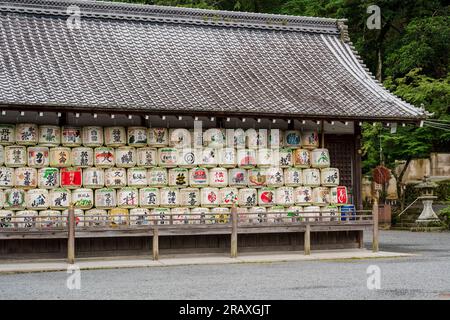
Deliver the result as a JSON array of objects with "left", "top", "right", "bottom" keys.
[{"left": 416, "top": 197, "right": 440, "bottom": 223}]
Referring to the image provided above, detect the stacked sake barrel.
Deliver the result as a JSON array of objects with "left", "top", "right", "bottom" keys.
[{"left": 0, "top": 124, "right": 349, "bottom": 228}]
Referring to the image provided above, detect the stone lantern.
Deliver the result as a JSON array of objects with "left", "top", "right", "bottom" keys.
[{"left": 414, "top": 176, "right": 440, "bottom": 223}]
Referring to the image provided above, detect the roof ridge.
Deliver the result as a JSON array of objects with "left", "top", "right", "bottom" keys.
[{"left": 0, "top": 0, "right": 343, "bottom": 34}]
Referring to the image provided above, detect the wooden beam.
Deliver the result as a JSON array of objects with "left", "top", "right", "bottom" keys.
[
  {"left": 304, "top": 224, "right": 311, "bottom": 255},
  {"left": 230, "top": 206, "right": 238, "bottom": 258},
  {"left": 67, "top": 205, "right": 75, "bottom": 264},
  {"left": 152, "top": 228, "right": 159, "bottom": 260}
]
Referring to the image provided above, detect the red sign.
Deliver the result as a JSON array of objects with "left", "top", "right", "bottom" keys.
[
  {"left": 60, "top": 167, "right": 82, "bottom": 188},
  {"left": 336, "top": 186, "right": 348, "bottom": 204}
]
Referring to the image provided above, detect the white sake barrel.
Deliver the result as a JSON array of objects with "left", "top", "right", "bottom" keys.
[
  {"left": 104, "top": 126, "right": 126, "bottom": 147},
  {"left": 168, "top": 168, "right": 189, "bottom": 187},
  {"left": 61, "top": 208, "right": 85, "bottom": 227},
  {"left": 230, "top": 128, "right": 246, "bottom": 149},
  {"left": 49, "top": 147, "right": 71, "bottom": 167},
  {"left": 266, "top": 167, "right": 284, "bottom": 187},
  {"left": 218, "top": 187, "right": 238, "bottom": 207},
  {"left": 201, "top": 147, "right": 218, "bottom": 168},
  {"left": 49, "top": 188, "right": 71, "bottom": 209},
  {"left": 14, "top": 210, "right": 37, "bottom": 228},
  {"left": 72, "top": 147, "right": 94, "bottom": 168},
  {"left": 218, "top": 147, "right": 236, "bottom": 168},
  {"left": 72, "top": 188, "right": 94, "bottom": 209},
  {"left": 94, "top": 188, "right": 117, "bottom": 209},
  {"left": 311, "top": 148, "right": 331, "bottom": 168},
  {"left": 177, "top": 148, "right": 198, "bottom": 168},
  {"left": 38, "top": 210, "right": 63, "bottom": 228},
  {"left": 191, "top": 207, "right": 209, "bottom": 224},
  {"left": 5, "top": 145, "right": 27, "bottom": 167},
  {"left": 286, "top": 206, "right": 303, "bottom": 222},
  {"left": 94, "top": 147, "right": 115, "bottom": 168},
  {"left": 148, "top": 128, "right": 169, "bottom": 147},
  {"left": 127, "top": 167, "right": 148, "bottom": 187},
  {"left": 104, "top": 167, "right": 126, "bottom": 188},
  {"left": 237, "top": 149, "right": 256, "bottom": 168},
  {"left": 148, "top": 167, "right": 168, "bottom": 187},
  {"left": 171, "top": 207, "right": 190, "bottom": 225},
  {"left": 0, "top": 189, "right": 4, "bottom": 208},
  {"left": 115, "top": 147, "right": 136, "bottom": 168},
  {"left": 83, "top": 167, "right": 104, "bottom": 188},
  {"left": 61, "top": 126, "right": 82, "bottom": 147},
  {"left": 25, "top": 189, "right": 49, "bottom": 210},
  {"left": 321, "top": 205, "right": 338, "bottom": 222},
  {"left": 169, "top": 128, "right": 191, "bottom": 148},
  {"left": 246, "top": 128, "right": 267, "bottom": 149},
  {"left": 139, "top": 187, "right": 160, "bottom": 208},
  {"left": 0, "top": 124, "right": 15, "bottom": 145},
  {"left": 82, "top": 126, "right": 103, "bottom": 147},
  {"left": 189, "top": 167, "right": 209, "bottom": 187},
  {"left": 117, "top": 187, "right": 139, "bottom": 208},
  {"left": 321, "top": 168, "right": 339, "bottom": 186},
  {"left": 247, "top": 168, "right": 267, "bottom": 188},
  {"left": 238, "top": 188, "right": 257, "bottom": 207},
  {"left": 267, "top": 206, "right": 285, "bottom": 223},
  {"left": 160, "top": 187, "right": 180, "bottom": 207},
  {"left": 276, "top": 187, "right": 295, "bottom": 207},
  {"left": 0, "top": 167, "right": 14, "bottom": 187},
  {"left": 158, "top": 148, "right": 178, "bottom": 168},
  {"left": 294, "top": 186, "right": 313, "bottom": 206},
  {"left": 180, "top": 188, "right": 200, "bottom": 208},
  {"left": 15, "top": 167, "right": 37, "bottom": 189},
  {"left": 0, "top": 210, "right": 13, "bottom": 228},
  {"left": 136, "top": 147, "right": 158, "bottom": 168},
  {"left": 84, "top": 209, "right": 108, "bottom": 226},
  {"left": 127, "top": 127, "right": 148, "bottom": 147},
  {"left": 60, "top": 167, "right": 83, "bottom": 189},
  {"left": 284, "top": 130, "right": 301, "bottom": 148},
  {"left": 303, "top": 206, "right": 321, "bottom": 222},
  {"left": 209, "top": 167, "right": 228, "bottom": 187},
  {"left": 284, "top": 167, "right": 302, "bottom": 186},
  {"left": 204, "top": 128, "right": 225, "bottom": 148},
  {"left": 38, "top": 125, "right": 61, "bottom": 147},
  {"left": 268, "top": 129, "right": 283, "bottom": 149},
  {"left": 249, "top": 206, "right": 267, "bottom": 224},
  {"left": 190, "top": 129, "right": 203, "bottom": 148},
  {"left": 152, "top": 207, "right": 170, "bottom": 225},
  {"left": 303, "top": 169, "right": 321, "bottom": 187},
  {"left": 256, "top": 148, "right": 273, "bottom": 167},
  {"left": 329, "top": 186, "right": 348, "bottom": 205},
  {"left": 200, "top": 187, "right": 219, "bottom": 207},
  {"left": 293, "top": 149, "right": 310, "bottom": 168},
  {"left": 108, "top": 208, "right": 129, "bottom": 226},
  {"left": 312, "top": 187, "right": 330, "bottom": 206},
  {"left": 27, "top": 146, "right": 49, "bottom": 168},
  {"left": 4, "top": 188, "right": 26, "bottom": 210},
  {"left": 0, "top": 145, "right": 4, "bottom": 166},
  {"left": 237, "top": 207, "right": 249, "bottom": 224},
  {"left": 257, "top": 187, "right": 276, "bottom": 207},
  {"left": 129, "top": 208, "right": 152, "bottom": 226},
  {"left": 211, "top": 207, "right": 229, "bottom": 224},
  {"left": 301, "top": 130, "right": 319, "bottom": 150},
  {"left": 228, "top": 168, "right": 247, "bottom": 187},
  {"left": 15, "top": 123, "right": 38, "bottom": 145},
  {"left": 278, "top": 148, "right": 293, "bottom": 168}
]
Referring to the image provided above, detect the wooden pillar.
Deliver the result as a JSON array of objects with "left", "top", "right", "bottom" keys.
[
  {"left": 304, "top": 224, "right": 311, "bottom": 255},
  {"left": 320, "top": 121, "right": 325, "bottom": 148},
  {"left": 353, "top": 122, "right": 363, "bottom": 210},
  {"left": 230, "top": 206, "right": 238, "bottom": 258},
  {"left": 357, "top": 230, "right": 364, "bottom": 249},
  {"left": 67, "top": 205, "right": 75, "bottom": 264},
  {"left": 153, "top": 228, "right": 159, "bottom": 260},
  {"left": 372, "top": 198, "right": 379, "bottom": 252}
]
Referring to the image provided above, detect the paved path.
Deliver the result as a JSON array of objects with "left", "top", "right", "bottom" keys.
[{"left": 0, "top": 230, "right": 449, "bottom": 299}]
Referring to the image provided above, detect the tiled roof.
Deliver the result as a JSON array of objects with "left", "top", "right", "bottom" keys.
[{"left": 0, "top": 0, "right": 425, "bottom": 120}]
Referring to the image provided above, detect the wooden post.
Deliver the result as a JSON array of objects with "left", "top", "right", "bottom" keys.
[
  {"left": 230, "top": 205, "right": 238, "bottom": 258},
  {"left": 153, "top": 227, "right": 159, "bottom": 261},
  {"left": 67, "top": 204, "right": 75, "bottom": 264},
  {"left": 372, "top": 198, "right": 379, "bottom": 252},
  {"left": 357, "top": 230, "right": 364, "bottom": 249},
  {"left": 304, "top": 223, "right": 311, "bottom": 255}
]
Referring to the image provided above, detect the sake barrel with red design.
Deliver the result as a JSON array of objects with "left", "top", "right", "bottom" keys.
[
  {"left": 160, "top": 187, "right": 180, "bottom": 207},
  {"left": 139, "top": 187, "right": 160, "bottom": 208},
  {"left": 105, "top": 167, "right": 127, "bottom": 188},
  {"left": 27, "top": 146, "right": 49, "bottom": 168},
  {"left": 277, "top": 147, "right": 293, "bottom": 167},
  {"left": 169, "top": 128, "right": 191, "bottom": 148},
  {"left": 49, "top": 147, "right": 71, "bottom": 167},
  {"left": 38, "top": 125, "right": 61, "bottom": 147},
  {"left": 284, "top": 167, "right": 302, "bottom": 186},
  {"left": 15, "top": 167, "right": 37, "bottom": 189},
  {"left": 15, "top": 123, "right": 38, "bottom": 145},
  {"left": 72, "top": 147, "right": 94, "bottom": 168},
  {"left": 200, "top": 187, "right": 219, "bottom": 207},
  {"left": 283, "top": 130, "right": 301, "bottom": 148},
  {"left": 136, "top": 147, "right": 158, "bottom": 168},
  {"left": 104, "top": 126, "right": 126, "bottom": 147},
  {"left": 148, "top": 167, "right": 168, "bottom": 187},
  {"left": 276, "top": 187, "right": 295, "bottom": 207},
  {"left": 218, "top": 187, "right": 238, "bottom": 207},
  {"left": 0, "top": 124, "right": 15, "bottom": 145},
  {"left": 25, "top": 189, "right": 49, "bottom": 210},
  {"left": 95, "top": 188, "right": 117, "bottom": 209},
  {"left": 237, "top": 149, "right": 256, "bottom": 168},
  {"left": 292, "top": 149, "right": 310, "bottom": 168},
  {"left": 61, "top": 126, "right": 82, "bottom": 147},
  {"left": 257, "top": 187, "right": 276, "bottom": 207},
  {"left": 5, "top": 145, "right": 27, "bottom": 167},
  {"left": 168, "top": 168, "right": 189, "bottom": 187},
  {"left": 301, "top": 130, "right": 319, "bottom": 150},
  {"left": 228, "top": 168, "right": 247, "bottom": 188},
  {"left": 303, "top": 168, "right": 321, "bottom": 187},
  {"left": 115, "top": 147, "right": 137, "bottom": 168},
  {"left": 311, "top": 187, "right": 330, "bottom": 206},
  {"left": 60, "top": 167, "right": 83, "bottom": 189},
  {"left": 152, "top": 207, "right": 170, "bottom": 225},
  {"left": 94, "top": 147, "right": 115, "bottom": 168},
  {"left": 179, "top": 187, "right": 200, "bottom": 207},
  {"left": 82, "top": 126, "right": 103, "bottom": 147},
  {"left": 0, "top": 167, "right": 15, "bottom": 187},
  {"left": 13, "top": 210, "right": 37, "bottom": 227},
  {"left": 127, "top": 127, "right": 148, "bottom": 147},
  {"left": 329, "top": 186, "right": 348, "bottom": 205},
  {"left": 148, "top": 128, "right": 169, "bottom": 147},
  {"left": 72, "top": 188, "right": 94, "bottom": 210},
  {"left": 311, "top": 148, "right": 331, "bottom": 168},
  {"left": 238, "top": 188, "right": 257, "bottom": 207},
  {"left": 189, "top": 167, "right": 209, "bottom": 187},
  {"left": 49, "top": 188, "right": 71, "bottom": 209},
  {"left": 209, "top": 167, "right": 228, "bottom": 187},
  {"left": 117, "top": 187, "right": 139, "bottom": 208},
  {"left": 247, "top": 168, "right": 267, "bottom": 188},
  {"left": 294, "top": 186, "right": 313, "bottom": 206},
  {"left": 129, "top": 208, "right": 152, "bottom": 226},
  {"left": 127, "top": 167, "right": 149, "bottom": 187},
  {"left": 61, "top": 209, "right": 85, "bottom": 227}
]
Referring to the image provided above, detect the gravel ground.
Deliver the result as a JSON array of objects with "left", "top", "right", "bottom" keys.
[{"left": 0, "top": 230, "right": 449, "bottom": 300}]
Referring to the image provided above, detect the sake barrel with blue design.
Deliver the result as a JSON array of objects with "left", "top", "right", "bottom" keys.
[
  {"left": 340, "top": 205, "right": 356, "bottom": 221},
  {"left": 283, "top": 130, "right": 301, "bottom": 148},
  {"left": 189, "top": 167, "right": 209, "bottom": 187}
]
